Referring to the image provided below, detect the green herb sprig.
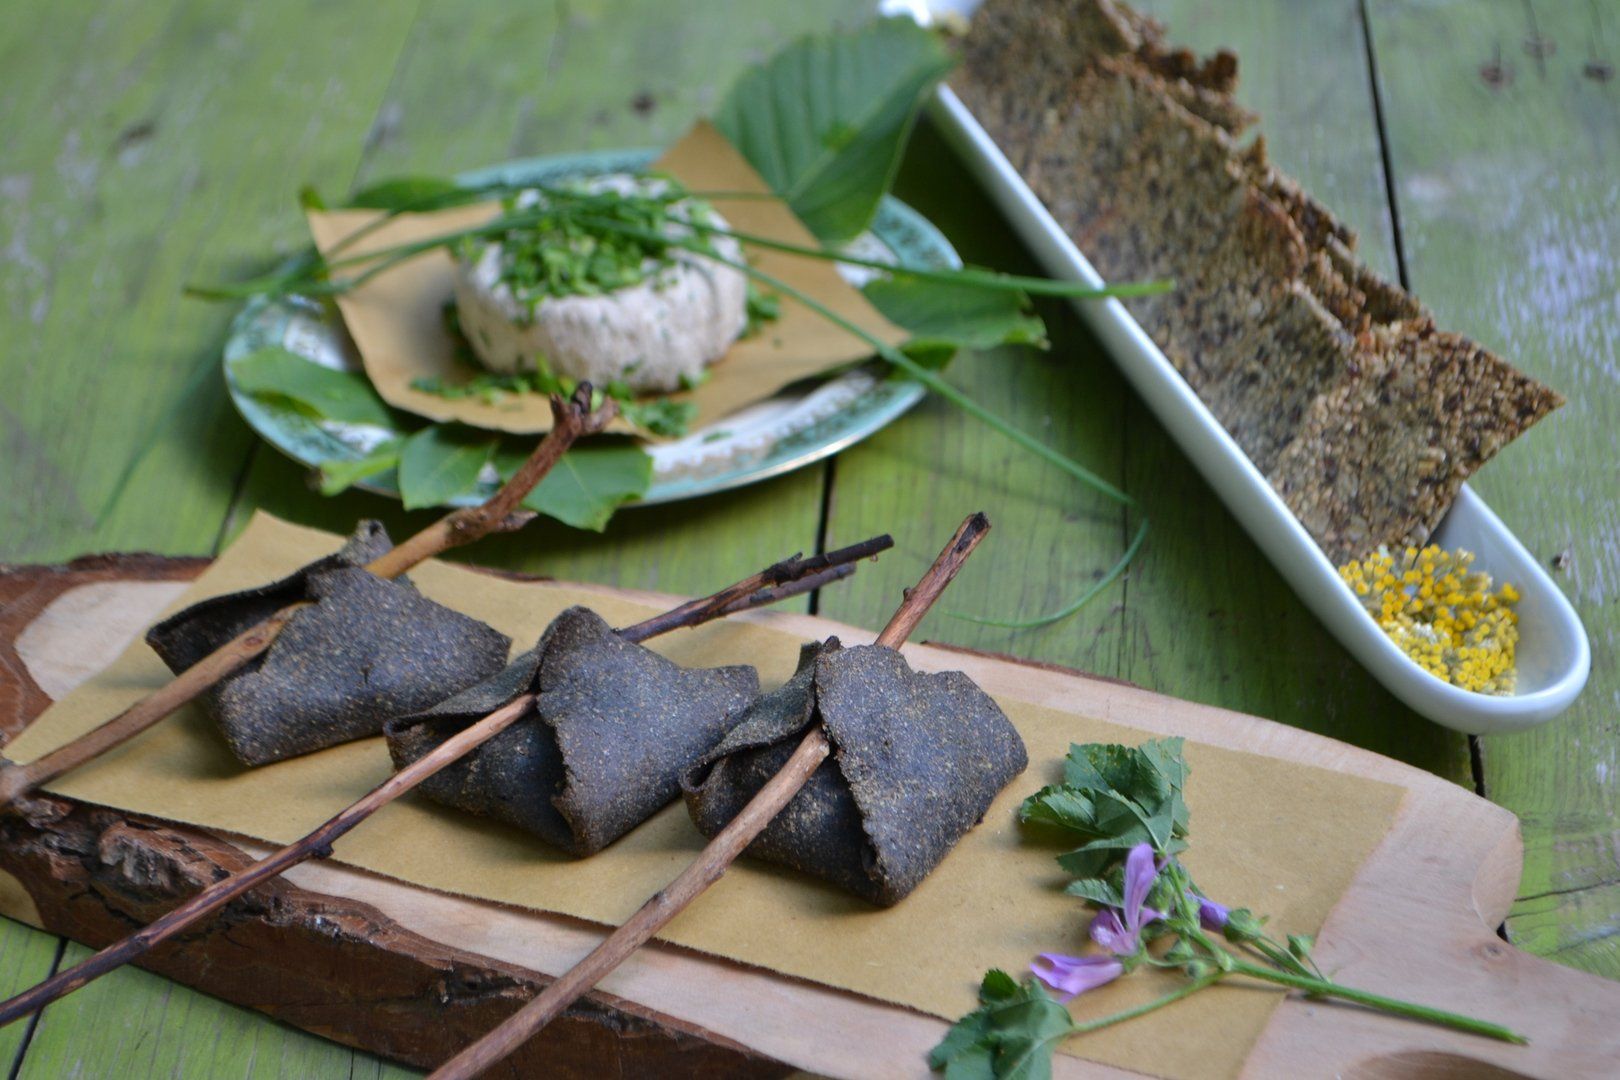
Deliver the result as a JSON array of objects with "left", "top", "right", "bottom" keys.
[{"left": 930, "top": 740, "right": 1526, "bottom": 1078}]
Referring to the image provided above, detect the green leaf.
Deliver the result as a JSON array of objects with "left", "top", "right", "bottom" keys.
[
  {"left": 346, "top": 175, "right": 476, "bottom": 211},
  {"left": 317, "top": 438, "right": 402, "bottom": 496},
  {"left": 1063, "top": 877, "right": 1125, "bottom": 909},
  {"left": 1022, "top": 739, "right": 1195, "bottom": 881},
  {"left": 397, "top": 425, "right": 497, "bottom": 510},
  {"left": 494, "top": 438, "right": 652, "bottom": 532},
  {"left": 863, "top": 276, "right": 1047, "bottom": 369},
  {"left": 1018, "top": 785, "right": 1096, "bottom": 832},
  {"left": 617, "top": 397, "right": 697, "bottom": 438},
  {"left": 715, "top": 19, "right": 954, "bottom": 244},
  {"left": 929, "top": 972, "right": 1075, "bottom": 1080},
  {"left": 231, "top": 347, "right": 396, "bottom": 428}
]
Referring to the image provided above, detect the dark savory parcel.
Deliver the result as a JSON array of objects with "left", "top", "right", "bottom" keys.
[
  {"left": 147, "top": 521, "right": 512, "bottom": 766},
  {"left": 952, "top": 0, "right": 1562, "bottom": 564},
  {"left": 684, "top": 637, "right": 1029, "bottom": 906},
  {"left": 384, "top": 605, "right": 758, "bottom": 856}
]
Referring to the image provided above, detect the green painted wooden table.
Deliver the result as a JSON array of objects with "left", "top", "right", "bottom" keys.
[{"left": 1, "top": 0, "right": 1614, "bottom": 1074}]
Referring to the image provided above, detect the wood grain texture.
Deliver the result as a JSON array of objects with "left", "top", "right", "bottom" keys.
[
  {"left": 1366, "top": 0, "right": 1620, "bottom": 977},
  {"left": 0, "top": 0, "right": 417, "bottom": 563}
]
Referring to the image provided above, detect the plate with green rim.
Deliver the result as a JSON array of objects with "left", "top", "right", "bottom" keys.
[{"left": 223, "top": 147, "right": 955, "bottom": 509}]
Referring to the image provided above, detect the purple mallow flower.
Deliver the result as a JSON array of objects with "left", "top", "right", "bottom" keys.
[
  {"left": 1031, "top": 952, "right": 1124, "bottom": 1000},
  {"left": 1088, "top": 842, "right": 1162, "bottom": 955},
  {"left": 1192, "top": 893, "right": 1230, "bottom": 931},
  {"left": 1030, "top": 844, "right": 1167, "bottom": 1001}
]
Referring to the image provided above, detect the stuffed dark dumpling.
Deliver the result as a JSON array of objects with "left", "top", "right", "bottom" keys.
[
  {"left": 683, "top": 639, "right": 1027, "bottom": 906},
  {"left": 147, "top": 522, "right": 511, "bottom": 766}
]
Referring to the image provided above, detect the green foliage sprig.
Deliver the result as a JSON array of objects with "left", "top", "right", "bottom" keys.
[{"left": 930, "top": 740, "right": 1527, "bottom": 1079}]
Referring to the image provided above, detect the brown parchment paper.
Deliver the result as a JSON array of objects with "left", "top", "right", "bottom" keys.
[
  {"left": 12, "top": 514, "right": 1405, "bottom": 1080},
  {"left": 307, "top": 121, "right": 909, "bottom": 437}
]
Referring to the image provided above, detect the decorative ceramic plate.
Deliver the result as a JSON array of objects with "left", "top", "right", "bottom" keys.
[{"left": 223, "top": 147, "right": 954, "bottom": 507}]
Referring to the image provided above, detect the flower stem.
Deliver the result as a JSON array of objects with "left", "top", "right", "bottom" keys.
[
  {"left": 1224, "top": 956, "right": 1527, "bottom": 1045},
  {"left": 1070, "top": 973, "right": 1220, "bottom": 1036}
]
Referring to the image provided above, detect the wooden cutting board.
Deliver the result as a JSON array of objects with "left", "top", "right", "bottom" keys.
[{"left": 0, "top": 555, "right": 1616, "bottom": 1079}]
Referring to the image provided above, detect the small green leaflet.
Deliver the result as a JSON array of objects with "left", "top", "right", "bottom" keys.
[
  {"left": 715, "top": 18, "right": 954, "bottom": 245},
  {"left": 928, "top": 970, "right": 1076, "bottom": 1080},
  {"left": 493, "top": 439, "right": 653, "bottom": 533},
  {"left": 1019, "top": 738, "right": 1190, "bottom": 878},
  {"left": 345, "top": 176, "right": 480, "bottom": 212},
  {"left": 398, "top": 426, "right": 497, "bottom": 510},
  {"left": 318, "top": 438, "right": 402, "bottom": 496},
  {"left": 231, "top": 347, "right": 395, "bottom": 428},
  {"left": 863, "top": 276, "right": 1047, "bottom": 369}
]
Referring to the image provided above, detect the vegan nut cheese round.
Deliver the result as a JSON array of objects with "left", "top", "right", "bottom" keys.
[{"left": 451, "top": 176, "right": 748, "bottom": 393}]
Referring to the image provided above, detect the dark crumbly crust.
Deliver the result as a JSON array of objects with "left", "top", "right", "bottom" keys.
[
  {"left": 385, "top": 606, "right": 758, "bottom": 856},
  {"left": 953, "top": 0, "right": 1562, "bottom": 562},
  {"left": 146, "top": 522, "right": 511, "bottom": 766},
  {"left": 683, "top": 640, "right": 1028, "bottom": 906}
]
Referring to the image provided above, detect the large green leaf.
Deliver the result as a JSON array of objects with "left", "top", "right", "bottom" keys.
[
  {"left": 397, "top": 425, "right": 497, "bottom": 510},
  {"left": 863, "top": 276, "right": 1048, "bottom": 368},
  {"left": 494, "top": 439, "right": 653, "bottom": 532},
  {"left": 231, "top": 347, "right": 396, "bottom": 427},
  {"left": 714, "top": 19, "right": 953, "bottom": 244}
]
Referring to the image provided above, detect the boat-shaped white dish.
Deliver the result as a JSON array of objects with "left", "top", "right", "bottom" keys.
[{"left": 892, "top": 0, "right": 1589, "bottom": 733}]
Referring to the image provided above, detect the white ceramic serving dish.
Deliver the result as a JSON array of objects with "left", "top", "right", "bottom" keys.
[{"left": 888, "top": 0, "right": 1589, "bottom": 733}]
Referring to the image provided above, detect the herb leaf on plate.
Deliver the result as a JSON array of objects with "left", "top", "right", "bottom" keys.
[
  {"left": 715, "top": 18, "right": 953, "bottom": 245},
  {"left": 397, "top": 425, "right": 499, "bottom": 510},
  {"left": 318, "top": 438, "right": 403, "bottom": 496},
  {"left": 863, "top": 276, "right": 1048, "bottom": 369},
  {"left": 345, "top": 176, "right": 476, "bottom": 212},
  {"left": 494, "top": 439, "right": 653, "bottom": 532},
  {"left": 231, "top": 347, "right": 396, "bottom": 428}
]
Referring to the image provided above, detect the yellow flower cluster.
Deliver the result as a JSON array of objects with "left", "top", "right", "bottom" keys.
[{"left": 1339, "top": 545, "right": 1520, "bottom": 695}]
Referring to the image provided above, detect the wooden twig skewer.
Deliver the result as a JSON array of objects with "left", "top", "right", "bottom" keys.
[
  {"left": 0, "top": 533, "right": 892, "bottom": 1027},
  {"left": 429, "top": 512, "right": 991, "bottom": 1080},
  {"left": 0, "top": 387, "right": 616, "bottom": 809}
]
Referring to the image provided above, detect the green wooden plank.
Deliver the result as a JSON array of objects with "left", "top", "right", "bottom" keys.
[
  {"left": 820, "top": 120, "right": 1132, "bottom": 666},
  {"left": 0, "top": 0, "right": 424, "bottom": 1075},
  {"left": 824, "top": 0, "right": 1471, "bottom": 780},
  {"left": 1367, "top": 0, "right": 1620, "bottom": 976},
  {"left": 0, "top": 925, "right": 61, "bottom": 1072},
  {"left": 19, "top": 943, "right": 416, "bottom": 1080},
  {"left": 0, "top": 0, "right": 418, "bottom": 564}
]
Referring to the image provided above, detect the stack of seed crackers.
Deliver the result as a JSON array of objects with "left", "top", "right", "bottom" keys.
[{"left": 954, "top": 0, "right": 1562, "bottom": 563}]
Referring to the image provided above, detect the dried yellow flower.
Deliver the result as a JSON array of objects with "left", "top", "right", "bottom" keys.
[{"left": 1338, "top": 545, "right": 1519, "bottom": 695}]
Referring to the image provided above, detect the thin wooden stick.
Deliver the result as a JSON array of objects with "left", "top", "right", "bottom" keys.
[
  {"left": 617, "top": 534, "right": 894, "bottom": 644},
  {"left": 429, "top": 512, "right": 991, "bottom": 1080},
  {"left": 0, "top": 535, "right": 889, "bottom": 1027},
  {"left": 0, "top": 388, "right": 616, "bottom": 808}
]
